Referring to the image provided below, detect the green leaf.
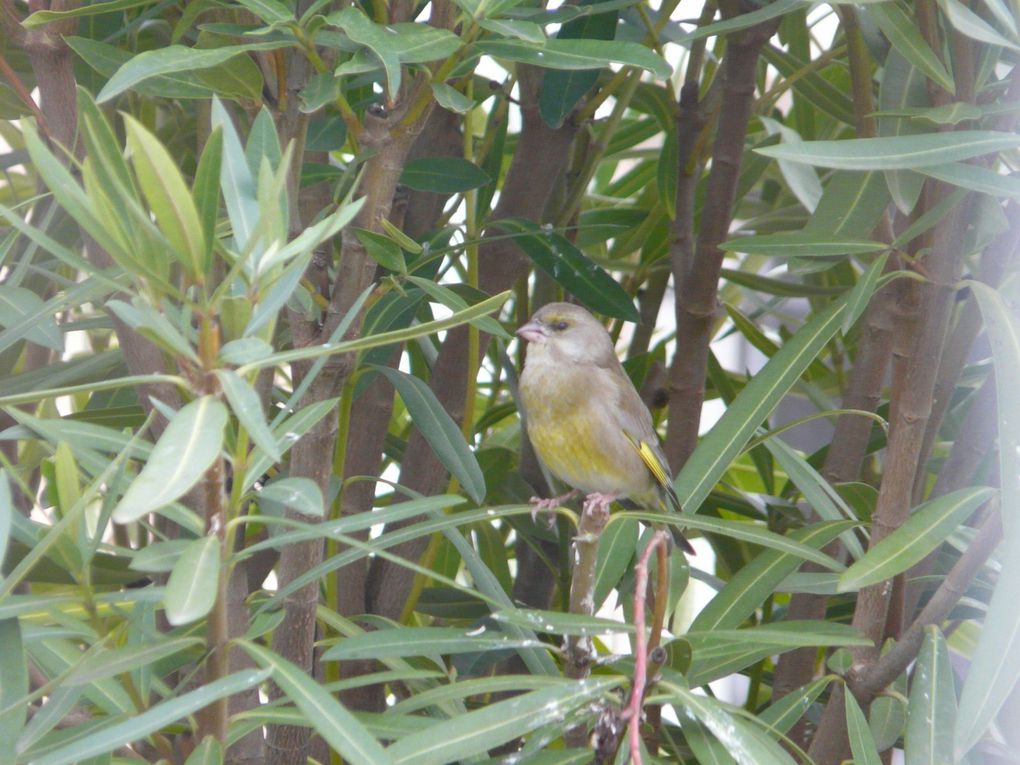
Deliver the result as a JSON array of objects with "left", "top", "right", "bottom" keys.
[
  {"left": 354, "top": 228, "right": 406, "bottom": 273},
  {"left": 96, "top": 42, "right": 292, "bottom": 103},
  {"left": 668, "top": 685, "right": 798, "bottom": 765},
  {"left": 906, "top": 627, "right": 956, "bottom": 765},
  {"left": 755, "top": 131, "right": 1020, "bottom": 170},
  {"left": 22, "top": 0, "right": 156, "bottom": 25},
  {"left": 322, "top": 626, "right": 545, "bottom": 661},
  {"left": 385, "top": 677, "right": 622, "bottom": 765},
  {"left": 106, "top": 299, "right": 200, "bottom": 364},
  {"left": 843, "top": 254, "right": 890, "bottom": 334},
  {"left": 28, "top": 669, "right": 271, "bottom": 765},
  {"left": 0, "top": 473, "right": 10, "bottom": 572},
  {"left": 593, "top": 517, "right": 638, "bottom": 609},
  {"left": 937, "top": 0, "right": 1020, "bottom": 51},
  {"left": 112, "top": 397, "right": 228, "bottom": 523},
  {"left": 968, "top": 282, "right": 1020, "bottom": 541},
  {"left": 0, "top": 619, "right": 27, "bottom": 763},
  {"left": 259, "top": 477, "right": 325, "bottom": 517},
  {"left": 473, "top": 38, "right": 670, "bottom": 78},
  {"left": 164, "top": 535, "right": 220, "bottom": 626},
  {"left": 538, "top": 0, "right": 619, "bottom": 128},
  {"left": 492, "top": 608, "right": 634, "bottom": 636},
  {"left": 373, "top": 367, "right": 486, "bottom": 503},
  {"left": 383, "top": 23, "right": 463, "bottom": 63},
  {"left": 871, "top": 693, "right": 908, "bottom": 750},
  {"left": 431, "top": 82, "right": 475, "bottom": 114},
  {"left": 878, "top": 49, "right": 928, "bottom": 213},
  {"left": 130, "top": 540, "right": 192, "bottom": 573},
  {"left": 234, "top": 0, "right": 294, "bottom": 24},
  {"left": 720, "top": 232, "right": 887, "bottom": 257},
  {"left": 0, "top": 286, "right": 63, "bottom": 352},
  {"left": 241, "top": 641, "right": 395, "bottom": 765},
  {"left": 678, "top": 0, "right": 802, "bottom": 44},
  {"left": 868, "top": 3, "right": 955, "bottom": 93},
  {"left": 675, "top": 296, "right": 853, "bottom": 514},
  {"left": 764, "top": 437, "right": 865, "bottom": 559},
  {"left": 215, "top": 369, "right": 283, "bottom": 463},
  {"left": 328, "top": 7, "right": 402, "bottom": 97},
  {"left": 954, "top": 285, "right": 1020, "bottom": 757},
  {"left": 838, "top": 487, "right": 996, "bottom": 592},
  {"left": 192, "top": 126, "right": 223, "bottom": 261},
  {"left": 245, "top": 106, "right": 282, "bottom": 177},
  {"left": 498, "top": 217, "right": 639, "bottom": 321},
  {"left": 184, "top": 737, "right": 224, "bottom": 765},
  {"left": 686, "top": 621, "right": 872, "bottom": 648},
  {"left": 124, "top": 115, "right": 207, "bottom": 278},
  {"left": 684, "top": 717, "right": 737, "bottom": 765},
  {"left": 211, "top": 98, "right": 260, "bottom": 255},
  {"left": 845, "top": 692, "right": 883, "bottom": 765},
  {"left": 806, "top": 171, "right": 892, "bottom": 239},
  {"left": 64, "top": 637, "right": 204, "bottom": 686},
  {"left": 477, "top": 18, "right": 546, "bottom": 43},
  {"left": 405, "top": 276, "right": 509, "bottom": 338},
  {"left": 918, "top": 162, "right": 1020, "bottom": 199},
  {"left": 399, "top": 157, "right": 491, "bottom": 193},
  {"left": 759, "top": 676, "right": 833, "bottom": 734}
]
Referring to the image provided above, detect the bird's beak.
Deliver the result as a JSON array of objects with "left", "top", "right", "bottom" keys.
[{"left": 516, "top": 320, "right": 546, "bottom": 344}]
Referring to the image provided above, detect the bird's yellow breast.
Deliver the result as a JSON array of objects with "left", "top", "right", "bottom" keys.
[{"left": 520, "top": 359, "right": 650, "bottom": 497}]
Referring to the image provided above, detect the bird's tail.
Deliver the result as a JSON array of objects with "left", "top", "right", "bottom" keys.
[{"left": 660, "top": 485, "right": 695, "bottom": 555}]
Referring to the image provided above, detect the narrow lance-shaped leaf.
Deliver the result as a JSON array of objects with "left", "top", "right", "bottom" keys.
[
  {"left": 0, "top": 618, "right": 28, "bottom": 764},
  {"left": 868, "top": 2, "right": 955, "bottom": 93},
  {"left": 845, "top": 691, "right": 883, "bottom": 765},
  {"left": 498, "top": 217, "right": 639, "bottom": 321},
  {"left": 328, "top": 7, "right": 402, "bottom": 98},
  {"left": 112, "top": 396, "right": 228, "bottom": 523},
  {"left": 756, "top": 131, "right": 1020, "bottom": 170},
  {"left": 322, "top": 626, "right": 545, "bottom": 660},
  {"left": 96, "top": 41, "right": 293, "bottom": 103},
  {"left": 26, "top": 669, "right": 271, "bottom": 765},
  {"left": 124, "top": 115, "right": 207, "bottom": 278},
  {"left": 372, "top": 366, "right": 486, "bottom": 503},
  {"left": 215, "top": 369, "right": 282, "bottom": 463},
  {"left": 838, "top": 486, "right": 996, "bottom": 591},
  {"left": 955, "top": 532, "right": 1020, "bottom": 757},
  {"left": 385, "top": 677, "right": 622, "bottom": 765},
  {"left": 240, "top": 641, "right": 396, "bottom": 765},
  {"left": 954, "top": 285, "right": 1020, "bottom": 757},
  {"left": 906, "top": 627, "right": 956, "bottom": 765},
  {"left": 259, "top": 477, "right": 325, "bottom": 517},
  {"left": 967, "top": 281, "right": 1020, "bottom": 541},
  {"left": 675, "top": 294, "right": 851, "bottom": 514},
  {"left": 164, "top": 535, "right": 220, "bottom": 626},
  {"left": 473, "top": 38, "right": 670, "bottom": 78}
]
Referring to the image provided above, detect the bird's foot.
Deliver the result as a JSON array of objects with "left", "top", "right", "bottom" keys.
[
  {"left": 581, "top": 492, "right": 618, "bottom": 526},
  {"left": 529, "top": 489, "right": 580, "bottom": 524}
]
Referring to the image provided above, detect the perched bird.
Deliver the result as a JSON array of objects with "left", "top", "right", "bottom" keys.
[{"left": 517, "top": 302, "right": 694, "bottom": 554}]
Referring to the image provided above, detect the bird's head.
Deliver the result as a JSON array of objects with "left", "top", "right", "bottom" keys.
[{"left": 516, "top": 302, "right": 617, "bottom": 366}]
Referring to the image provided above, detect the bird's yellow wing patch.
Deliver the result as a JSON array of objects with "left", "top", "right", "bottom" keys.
[{"left": 623, "top": 432, "right": 683, "bottom": 513}]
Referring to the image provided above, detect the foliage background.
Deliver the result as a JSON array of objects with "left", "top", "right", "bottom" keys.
[{"left": 0, "top": 0, "right": 1018, "bottom": 763}]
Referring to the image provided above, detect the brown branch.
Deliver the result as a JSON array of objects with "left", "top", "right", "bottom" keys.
[
  {"left": 365, "top": 68, "right": 580, "bottom": 620},
  {"left": 664, "top": 16, "right": 781, "bottom": 470},
  {"left": 626, "top": 530, "right": 670, "bottom": 764},
  {"left": 855, "top": 508, "right": 1001, "bottom": 697},
  {"left": 808, "top": 186, "right": 970, "bottom": 765}
]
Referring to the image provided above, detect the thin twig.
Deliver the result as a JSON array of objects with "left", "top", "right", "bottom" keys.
[{"left": 627, "top": 530, "right": 670, "bottom": 765}]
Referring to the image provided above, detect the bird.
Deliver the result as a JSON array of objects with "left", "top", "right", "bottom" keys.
[{"left": 516, "top": 302, "right": 695, "bottom": 554}]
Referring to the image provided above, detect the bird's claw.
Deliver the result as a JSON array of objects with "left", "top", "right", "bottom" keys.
[
  {"left": 581, "top": 492, "right": 617, "bottom": 525},
  {"left": 528, "top": 490, "right": 580, "bottom": 525}
]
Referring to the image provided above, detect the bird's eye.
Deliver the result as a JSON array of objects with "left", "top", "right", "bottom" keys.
[{"left": 551, "top": 320, "right": 569, "bottom": 331}]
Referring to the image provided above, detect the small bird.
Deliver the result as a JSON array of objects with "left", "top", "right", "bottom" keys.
[{"left": 517, "top": 302, "right": 694, "bottom": 554}]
